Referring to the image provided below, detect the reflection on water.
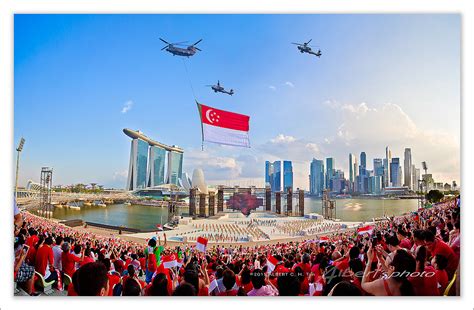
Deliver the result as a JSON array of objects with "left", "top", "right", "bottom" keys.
[
  {"left": 304, "top": 197, "right": 418, "bottom": 222},
  {"left": 52, "top": 198, "right": 418, "bottom": 231}
]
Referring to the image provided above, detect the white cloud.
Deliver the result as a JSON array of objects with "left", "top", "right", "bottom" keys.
[
  {"left": 113, "top": 170, "right": 128, "bottom": 180},
  {"left": 284, "top": 81, "right": 295, "bottom": 88},
  {"left": 268, "top": 85, "right": 277, "bottom": 91},
  {"left": 121, "top": 100, "right": 133, "bottom": 114},
  {"left": 322, "top": 101, "right": 460, "bottom": 183},
  {"left": 179, "top": 101, "right": 459, "bottom": 190}
]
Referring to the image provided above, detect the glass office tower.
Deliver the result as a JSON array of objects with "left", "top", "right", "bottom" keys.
[
  {"left": 283, "top": 160, "right": 293, "bottom": 192},
  {"left": 168, "top": 151, "right": 183, "bottom": 186},
  {"left": 148, "top": 145, "right": 167, "bottom": 187}
]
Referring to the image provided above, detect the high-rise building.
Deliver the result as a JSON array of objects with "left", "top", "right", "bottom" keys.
[
  {"left": 384, "top": 146, "right": 391, "bottom": 188},
  {"left": 168, "top": 151, "right": 184, "bottom": 185},
  {"left": 326, "top": 158, "right": 335, "bottom": 190},
  {"left": 353, "top": 156, "right": 359, "bottom": 192},
  {"left": 148, "top": 145, "right": 167, "bottom": 187},
  {"left": 309, "top": 158, "right": 325, "bottom": 196},
  {"left": 390, "top": 157, "right": 401, "bottom": 187},
  {"left": 124, "top": 128, "right": 184, "bottom": 191},
  {"left": 404, "top": 148, "right": 412, "bottom": 189},
  {"left": 360, "top": 152, "right": 367, "bottom": 169},
  {"left": 273, "top": 161, "right": 282, "bottom": 192},
  {"left": 349, "top": 153, "right": 354, "bottom": 183},
  {"left": 358, "top": 152, "right": 368, "bottom": 193},
  {"left": 374, "top": 158, "right": 384, "bottom": 177},
  {"left": 265, "top": 161, "right": 272, "bottom": 186},
  {"left": 265, "top": 160, "right": 283, "bottom": 192},
  {"left": 283, "top": 160, "right": 293, "bottom": 192},
  {"left": 332, "top": 170, "right": 346, "bottom": 193},
  {"left": 369, "top": 175, "right": 383, "bottom": 195}
]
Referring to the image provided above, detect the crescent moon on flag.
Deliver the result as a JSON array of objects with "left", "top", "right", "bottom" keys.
[{"left": 206, "top": 109, "right": 214, "bottom": 124}]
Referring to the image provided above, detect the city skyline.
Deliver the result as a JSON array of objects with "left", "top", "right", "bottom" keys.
[{"left": 14, "top": 14, "right": 460, "bottom": 189}]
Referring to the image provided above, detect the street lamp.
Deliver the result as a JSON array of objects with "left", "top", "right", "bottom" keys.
[{"left": 15, "top": 138, "right": 26, "bottom": 200}]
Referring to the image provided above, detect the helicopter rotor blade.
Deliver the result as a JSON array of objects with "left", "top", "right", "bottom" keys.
[
  {"left": 194, "top": 47, "right": 202, "bottom": 51},
  {"left": 291, "top": 42, "right": 303, "bottom": 46},
  {"left": 161, "top": 45, "right": 170, "bottom": 51},
  {"left": 159, "top": 38, "right": 170, "bottom": 44},
  {"left": 192, "top": 39, "right": 203, "bottom": 46},
  {"left": 306, "top": 39, "right": 312, "bottom": 44}
]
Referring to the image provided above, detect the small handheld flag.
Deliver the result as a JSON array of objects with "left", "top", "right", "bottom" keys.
[{"left": 196, "top": 237, "right": 208, "bottom": 252}]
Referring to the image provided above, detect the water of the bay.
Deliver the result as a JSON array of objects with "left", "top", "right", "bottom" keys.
[{"left": 52, "top": 197, "right": 418, "bottom": 231}]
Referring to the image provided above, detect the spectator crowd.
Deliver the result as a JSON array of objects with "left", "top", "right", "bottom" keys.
[{"left": 13, "top": 197, "right": 460, "bottom": 296}]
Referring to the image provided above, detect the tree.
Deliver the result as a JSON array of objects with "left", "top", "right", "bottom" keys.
[{"left": 426, "top": 190, "right": 444, "bottom": 203}]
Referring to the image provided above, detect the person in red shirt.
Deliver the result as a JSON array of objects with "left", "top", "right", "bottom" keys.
[
  {"left": 35, "top": 237, "right": 57, "bottom": 284},
  {"left": 122, "top": 265, "right": 146, "bottom": 290},
  {"left": 102, "top": 258, "right": 121, "bottom": 296},
  {"left": 409, "top": 246, "right": 438, "bottom": 296},
  {"left": 61, "top": 242, "right": 84, "bottom": 277},
  {"left": 80, "top": 247, "right": 95, "bottom": 267},
  {"left": 424, "top": 230, "right": 458, "bottom": 278},
  {"left": 432, "top": 254, "right": 449, "bottom": 295},
  {"left": 397, "top": 228, "right": 412, "bottom": 250}
]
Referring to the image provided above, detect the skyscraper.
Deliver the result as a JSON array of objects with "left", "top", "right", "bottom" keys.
[
  {"left": 148, "top": 145, "right": 167, "bottom": 187},
  {"left": 265, "top": 161, "right": 283, "bottom": 192},
  {"left": 359, "top": 152, "right": 368, "bottom": 193},
  {"left": 326, "top": 158, "right": 335, "bottom": 190},
  {"left": 360, "top": 152, "right": 367, "bottom": 169},
  {"left": 374, "top": 158, "right": 384, "bottom": 177},
  {"left": 283, "top": 160, "right": 293, "bottom": 192},
  {"left": 353, "top": 156, "right": 359, "bottom": 192},
  {"left": 265, "top": 161, "right": 271, "bottom": 186},
  {"left": 124, "top": 128, "right": 184, "bottom": 191},
  {"left": 384, "top": 146, "right": 391, "bottom": 188},
  {"left": 390, "top": 157, "right": 401, "bottom": 187},
  {"left": 349, "top": 153, "right": 354, "bottom": 183},
  {"left": 404, "top": 148, "right": 412, "bottom": 189},
  {"left": 310, "top": 158, "right": 325, "bottom": 196},
  {"left": 128, "top": 138, "right": 149, "bottom": 190},
  {"left": 168, "top": 151, "right": 184, "bottom": 185}
]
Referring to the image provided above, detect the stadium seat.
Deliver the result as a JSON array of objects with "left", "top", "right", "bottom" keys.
[
  {"left": 34, "top": 271, "right": 55, "bottom": 295},
  {"left": 443, "top": 273, "right": 457, "bottom": 296},
  {"left": 63, "top": 273, "right": 72, "bottom": 289}
]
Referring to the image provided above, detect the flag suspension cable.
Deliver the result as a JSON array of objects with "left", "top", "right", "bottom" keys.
[
  {"left": 181, "top": 58, "right": 204, "bottom": 150},
  {"left": 181, "top": 58, "right": 197, "bottom": 101}
]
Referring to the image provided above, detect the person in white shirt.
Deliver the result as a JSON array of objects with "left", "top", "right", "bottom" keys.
[{"left": 52, "top": 236, "right": 64, "bottom": 270}]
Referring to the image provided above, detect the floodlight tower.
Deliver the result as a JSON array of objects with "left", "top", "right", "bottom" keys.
[{"left": 15, "top": 138, "right": 25, "bottom": 201}]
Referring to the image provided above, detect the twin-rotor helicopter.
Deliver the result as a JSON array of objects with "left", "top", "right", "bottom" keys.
[{"left": 159, "top": 37, "right": 322, "bottom": 96}]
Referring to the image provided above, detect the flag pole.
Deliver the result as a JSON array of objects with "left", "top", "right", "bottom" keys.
[{"left": 196, "top": 100, "right": 204, "bottom": 151}]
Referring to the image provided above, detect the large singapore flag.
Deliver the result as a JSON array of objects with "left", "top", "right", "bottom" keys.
[{"left": 197, "top": 102, "right": 250, "bottom": 148}]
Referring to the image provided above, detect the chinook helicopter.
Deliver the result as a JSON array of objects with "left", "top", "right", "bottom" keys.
[
  {"left": 159, "top": 38, "right": 203, "bottom": 57},
  {"left": 292, "top": 39, "right": 322, "bottom": 58},
  {"left": 206, "top": 80, "right": 234, "bottom": 96}
]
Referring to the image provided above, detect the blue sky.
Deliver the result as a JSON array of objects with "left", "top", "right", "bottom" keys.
[{"left": 14, "top": 14, "right": 460, "bottom": 189}]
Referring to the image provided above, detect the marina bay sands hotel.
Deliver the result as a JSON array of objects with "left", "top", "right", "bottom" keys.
[{"left": 123, "top": 128, "right": 184, "bottom": 191}]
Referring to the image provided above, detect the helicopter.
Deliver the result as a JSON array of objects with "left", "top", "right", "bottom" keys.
[
  {"left": 206, "top": 80, "right": 234, "bottom": 96},
  {"left": 292, "top": 39, "right": 322, "bottom": 58},
  {"left": 159, "top": 38, "right": 203, "bottom": 57}
]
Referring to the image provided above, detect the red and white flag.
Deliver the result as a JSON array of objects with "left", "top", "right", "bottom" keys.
[
  {"left": 318, "top": 236, "right": 329, "bottom": 243},
  {"left": 266, "top": 255, "right": 279, "bottom": 273},
  {"left": 156, "top": 224, "right": 163, "bottom": 231},
  {"left": 357, "top": 225, "right": 375, "bottom": 235},
  {"left": 162, "top": 253, "right": 178, "bottom": 269},
  {"left": 196, "top": 236, "right": 208, "bottom": 252},
  {"left": 197, "top": 103, "right": 250, "bottom": 148}
]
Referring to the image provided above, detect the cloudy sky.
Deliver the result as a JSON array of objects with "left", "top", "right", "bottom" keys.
[{"left": 14, "top": 14, "right": 460, "bottom": 189}]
